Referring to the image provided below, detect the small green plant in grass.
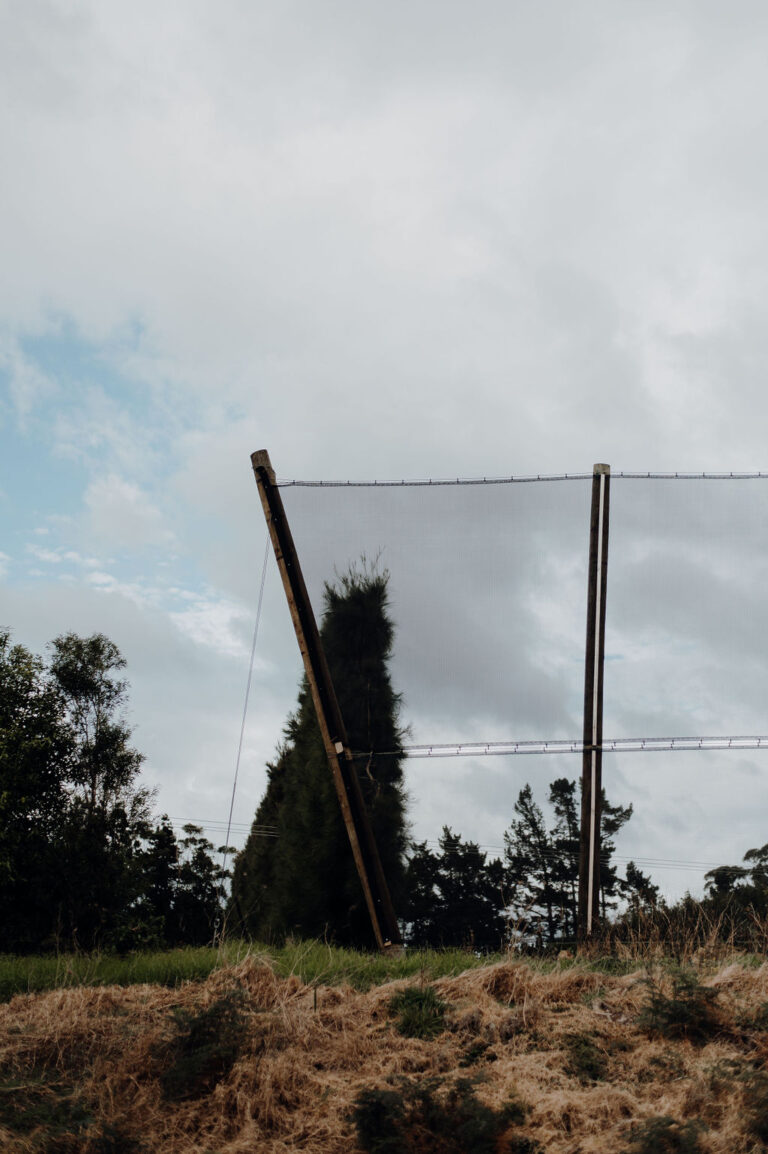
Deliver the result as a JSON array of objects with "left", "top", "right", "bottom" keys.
[
  {"left": 0, "top": 1073, "right": 93, "bottom": 1139},
  {"left": 350, "top": 1087, "right": 407, "bottom": 1154},
  {"left": 623, "top": 1115, "right": 707, "bottom": 1154},
  {"left": 638, "top": 968, "right": 720, "bottom": 1043},
  {"left": 739, "top": 1068, "right": 768, "bottom": 1143},
  {"left": 158, "top": 988, "right": 251, "bottom": 1100},
  {"left": 563, "top": 1032, "right": 607, "bottom": 1083},
  {"left": 738, "top": 999, "right": 768, "bottom": 1031},
  {"left": 0, "top": 1072, "right": 143, "bottom": 1152},
  {"left": 459, "top": 1040, "right": 491, "bottom": 1067},
  {"left": 351, "top": 1076, "right": 539, "bottom": 1154},
  {"left": 388, "top": 985, "right": 447, "bottom": 1039}
]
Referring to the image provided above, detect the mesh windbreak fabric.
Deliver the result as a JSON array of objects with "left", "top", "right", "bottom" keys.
[
  {"left": 280, "top": 478, "right": 592, "bottom": 749},
  {"left": 264, "top": 473, "right": 768, "bottom": 899},
  {"left": 606, "top": 477, "right": 768, "bottom": 739}
]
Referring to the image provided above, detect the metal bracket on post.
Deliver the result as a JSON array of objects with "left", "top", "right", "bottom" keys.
[
  {"left": 578, "top": 463, "right": 611, "bottom": 942},
  {"left": 250, "top": 450, "right": 402, "bottom": 953}
]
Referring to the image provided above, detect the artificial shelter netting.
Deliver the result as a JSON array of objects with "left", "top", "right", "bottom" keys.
[
  {"left": 272, "top": 475, "right": 768, "bottom": 895},
  {"left": 280, "top": 478, "right": 591, "bottom": 749},
  {"left": 279, "top": 475, "right": 768, "bottom": 748}
]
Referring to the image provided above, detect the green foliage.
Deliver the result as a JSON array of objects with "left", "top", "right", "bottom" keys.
[
  {"left": 230, "top": 563, "right": 408, "bottom": 946},
  {"left": 459, "top": 1040, "right": 492, "bottom": 1067},
  {"left": 351, "top": 1076, "right": 538, "bottom": 1154},
  {"left": 0, "top": 631, "right": 149, "bottom": 951},
  {"left": 740, "top": 999, "right": 768, "bottom": 1031},
  {"left": 0, "top": 1071, "right": 142, "bottom": 1152},
  {"left": 0, "top": 630, "right": 73, "bottom": 949},
  {"left": 504, "top": 780, "right": 639, "bottom": 946},
  {"left": 405, "top": 827, "right": 507, "bottom": 951},
  {"left": 0, "top": 1073, "right": 93, "bottom": 1138},
  {"left": 388, "top": 985, "right": 447, "bottom": 1038},
  {"left": 0, "top": 940, "right": 507, "bottom": 1001},
  {"left": 562, "top": 1031, "right": 607, "bottom": 1083},
  {"left": 623, "top": 1116, "right": 706, "bottom": 1154},
  {"left": 638, "top": 969, "right": 720, "bottom": 1043},
  {"left": 738, "top": 1067, "right": 768, "bottom": 1142},
  {"left": 0, "top": 631, "right": 230, "bottom": 953},
  {"left": 351, "top": 1088, "right": 407, "bottom": 1154},
  {"left": 158, "top": 989, "right": 251, "bottom": 1100}
]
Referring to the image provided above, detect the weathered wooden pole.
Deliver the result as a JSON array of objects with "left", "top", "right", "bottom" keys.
[
  {"left": 250, "top": 450, "right": 402, "bottom": 952},
  {"left": 578, "top": 463, "right": 611, "bottom": 941}
]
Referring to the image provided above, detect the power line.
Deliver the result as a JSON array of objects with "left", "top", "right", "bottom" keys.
[{"left": 416, "top": 839, "right": 741, "bottom": 875}]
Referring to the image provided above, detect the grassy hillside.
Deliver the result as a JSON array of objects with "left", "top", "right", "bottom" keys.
[{"left": 2, "top": 950, "right": 768, "bottom": 1151}]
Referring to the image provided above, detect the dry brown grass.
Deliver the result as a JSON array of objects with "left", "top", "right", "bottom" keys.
[{"left": 2, "top": 955, "right": 768, "bottom": 1151}]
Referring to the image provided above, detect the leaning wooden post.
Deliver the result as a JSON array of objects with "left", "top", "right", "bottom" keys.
[
  {"left": 250, "top": 450, "right": 402, "bottom": 952},
  {"left": 578, "top": 463, "right": 611, "bottom": 942}
]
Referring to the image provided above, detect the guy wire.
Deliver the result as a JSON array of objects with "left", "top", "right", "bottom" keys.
[{"left": 221, "top": 532, "right": 271, "bottom": 880}]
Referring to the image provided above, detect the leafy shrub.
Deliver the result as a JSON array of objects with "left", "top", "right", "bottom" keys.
[
  {"left": 740, "top": 1068, "right": 768, "bottom": 1142},
  {"left": 351, "top": 1088, "right": 408, "bottom": 1154},
  {"left": 738, "top": 999, "right": 768, "bottom": 1031},
  {"left": 638, "top": 969, "right": 720, "bottom": 1043},
  {"left": 0, "top": 1074, "right": 89, "bottom": 1136},
  {"left": 623, "top": 1115, "right": 706, "bottom": 1154},
  {"left": 388, "top": 985, "right": 447, "bottom": 1039},
  {"left": 563, "top": 1032, "right": 607, "bottom": 1083},
  {"left": 0, "top": 1072, "right": 142, "bottom": 1152},
  {"left": 351, "top": 1077, "right": 538, "bottom": 1154},
  {"left": 158, "top": 988, "right": 250, "bottom": 1100},
  {"left": 459, "top": 1040, "right": 491, "bottom": 1067}
]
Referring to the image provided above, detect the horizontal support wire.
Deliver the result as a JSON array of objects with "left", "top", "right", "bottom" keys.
[
  {"left": 277, "top": 471, "right": 768, "bottom": 488},
  {"left": 353, "top": 736, "right": 768, "bottom": 759}
]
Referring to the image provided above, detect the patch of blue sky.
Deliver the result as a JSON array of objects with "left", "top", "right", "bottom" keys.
[
  {"left": 2, "top": 320, "right": 180, "bottom": 556},
  {"left": 18, "top": 322, "right": 189, "bottom": 468},
  {"left": 0, "top": 392, "right": 90, "bottom": 547}
]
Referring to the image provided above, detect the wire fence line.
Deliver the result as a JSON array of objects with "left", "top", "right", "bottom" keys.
[
  {"left": 277, "top": 470, "right": 768, "bottom": 488},
  {"left": 351, "top": 736, "right": 768, "bottom": 759}
]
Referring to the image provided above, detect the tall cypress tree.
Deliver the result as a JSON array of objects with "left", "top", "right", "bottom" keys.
[{"left": 230, "top": 563, "right": 408, "bottom": 946}]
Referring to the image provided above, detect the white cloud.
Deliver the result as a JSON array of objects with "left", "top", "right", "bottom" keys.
[
  {"left": 0, "top": 332, "right": 57, "bottom": 424},
  {"left": 169, "top": 597, "right": 253, "bottom": 660},
  {"left": 27, "top": 544, "right": 102, "bottom": 568},
  {"left": 84, "top": 474, "right": 177, "bottom": 550},
  {"left": 5, "top": 1, "right": 768, "bottom": 902}
]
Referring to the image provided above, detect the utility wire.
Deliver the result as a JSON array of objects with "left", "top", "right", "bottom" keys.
[{"left": 169, "top": 818, "right": 734, "bottom": 874}]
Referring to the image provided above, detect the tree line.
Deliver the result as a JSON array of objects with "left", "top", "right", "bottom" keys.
[
  {"left": 227, "top": 566, "right": 660, "bottom": 950},
  {"left": 0, "top": 630, "right": 230, "bottom": 952},
  {"left": 2, "top": 567, "right": 758, "bottom": 955}
]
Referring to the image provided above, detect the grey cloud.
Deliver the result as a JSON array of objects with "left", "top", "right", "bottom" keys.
[{"left": 6, "top": 1, "right": 768, "bottom": 902}]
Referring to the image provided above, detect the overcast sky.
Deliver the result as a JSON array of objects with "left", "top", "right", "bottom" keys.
[{"left": 3, "top": 0, "right": 768, "bottom": 903}]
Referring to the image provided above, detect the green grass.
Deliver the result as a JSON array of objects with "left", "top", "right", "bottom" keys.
[
  {"left": 0, "top": 940, "right": 505, "bottom": 1001},
  {"left": 388, "top": 985, "right": 447, "bottom": 1038},
  {"left": 2, "top": 939, "right": 718, "bottom": 1003}
]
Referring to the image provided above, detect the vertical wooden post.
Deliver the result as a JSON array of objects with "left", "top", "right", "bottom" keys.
[
  {"left": 578, "top": 463, "right": 611, "bottom": 942},
  {"left": 250, "top": 450, "right": 402, "bottom": 952}
]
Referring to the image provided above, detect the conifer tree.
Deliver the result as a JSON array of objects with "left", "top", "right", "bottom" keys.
[
  {"left": 504, "top": 779, "right": 647, "bottom": 945},
  {"left": 404, "top": 828, "right": 507, "bottom": 950},
  {"left": 230, "top": 563, "right": 407, "bottom": 946}
]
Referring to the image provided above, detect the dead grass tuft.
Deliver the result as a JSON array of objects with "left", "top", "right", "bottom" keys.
[{"left": 2, "top": 956, "right": 768, "bottom": 1151}]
